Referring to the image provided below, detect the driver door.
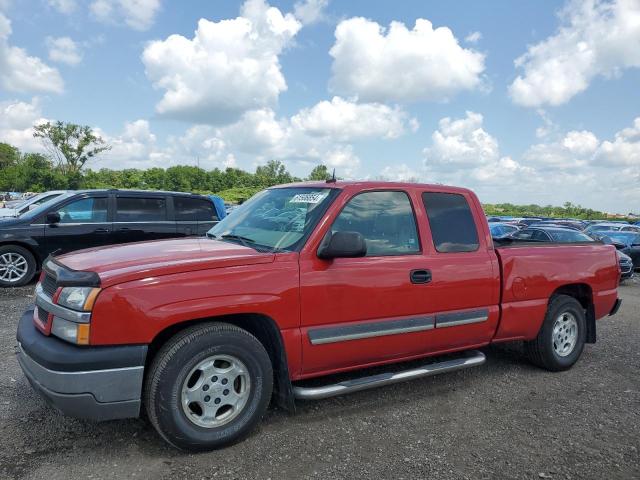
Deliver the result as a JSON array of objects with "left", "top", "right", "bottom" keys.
[{"left": 44, "top": 195, "right": 113, "bottom": 255}]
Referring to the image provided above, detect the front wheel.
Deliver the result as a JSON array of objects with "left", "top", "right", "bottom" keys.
[
  {"left": 144, "top": 322, "right": 273, "bottom": 451},
  {"left": 0, "top": 245, "right": 36, "bottom": 287},
  {"left": 525, "top": 295, "right": 586, "bottom": 371}
]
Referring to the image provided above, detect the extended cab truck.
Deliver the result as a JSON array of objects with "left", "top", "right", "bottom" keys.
[{"left": 16, "top": 182, "right": 621, "bottom": 451}]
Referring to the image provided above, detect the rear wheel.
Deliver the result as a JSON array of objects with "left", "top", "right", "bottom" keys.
[
  {"left": 525, "top": 295, "right": 586, "bottom": 371},
  {"left": 144, "top": 322, "right": 273, "bottom": 451},
  {"left": 0, "top": 245, "right": 36, "bottom": 287}
]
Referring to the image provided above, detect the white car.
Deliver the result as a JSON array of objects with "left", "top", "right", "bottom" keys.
[{"left": 0, "top": 191, "right": 68, "bottom": 218}]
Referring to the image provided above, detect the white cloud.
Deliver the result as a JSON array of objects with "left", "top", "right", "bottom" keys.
[
  {"left": 379, "top": 163, "right": 420, "bottom": 182},
  {"left": 0, "top": 13, "right": 64, "bottom": 93},
  {"left": 0, "top": 98, "right": 48, "bottom": 152},
  {"left": 329, "top": 17, "right": 485, "bottom": 102},
  {"left": 523, "top": 130, "right": 600, "bottom": 170},
  {"left": 47, "top": 0, "right": 76, "bottom": 14},
  {"left": 596, "top": 117, "right": 640, "bottom": 166},
  {"left": 90, "top": 0, "right": 161, "bottom": 31},
  {"left": 291, "top": 96, "right": 417, "bottom": 141},
  {"left": 142, "top": 0, "right": 301, "bottom": 124},
  {"left": 46, "top": 36, "right": 82, "bottom": 65},
  {"left": 424, "top": 111, "right": 499, "bottom": 167},
  {"left": 293, "top": 0, "right": 329, "bottom": 25},
  {"left": 423, "top": 111, "right": 535, "bottom": 190},
  {"left": 509, "top": 0, "right": 640, "bottom": 107},
  {"left": 465, "top": 31, "right": 482, "bottom": 43}
]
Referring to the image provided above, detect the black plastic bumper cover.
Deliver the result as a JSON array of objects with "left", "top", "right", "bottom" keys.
[{"left": 16, "top": 308, "right": 147, "bottom": 421}]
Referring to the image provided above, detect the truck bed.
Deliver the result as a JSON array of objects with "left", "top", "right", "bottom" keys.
[{"left": 492, "top": 242, "right": 620, "bottom": 342}]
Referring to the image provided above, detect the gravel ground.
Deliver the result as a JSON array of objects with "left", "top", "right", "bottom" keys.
[{"left": 0, "top": 280, "right": 638, "bottom": 480}]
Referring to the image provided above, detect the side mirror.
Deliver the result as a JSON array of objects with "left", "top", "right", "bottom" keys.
[
  {"left": 46, "top": 212, "right": 61, "bottom": 224},
  {"left": 317, "top": 231, "right": 367, "bottom": 260}
]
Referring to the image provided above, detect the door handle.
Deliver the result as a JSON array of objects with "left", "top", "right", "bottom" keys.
[
  {"left": 117, "top": 227, "right": 131, "bottom": 232},
  {"left": 410, "top": 269, "right": 432, "bottom": 284},
  {"left": 93, "top": 228, "right": 109, "bottom": 234}
]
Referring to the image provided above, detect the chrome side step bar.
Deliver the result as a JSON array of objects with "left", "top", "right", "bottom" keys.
[{"left": 293, "top": 350, "right": 486, "bottom": 400}]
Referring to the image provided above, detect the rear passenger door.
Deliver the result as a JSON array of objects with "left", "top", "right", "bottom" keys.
[
  {"left": 174, "top": 196, "right": 219, "bottom": 236},
  {"left": 418, "top": 191, "right": 500, "bottom": 353},
  {"left": 113, "top": 195, "right": 176, "bottom": 244}
]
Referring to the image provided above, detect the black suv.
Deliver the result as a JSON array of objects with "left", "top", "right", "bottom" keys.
[{"left": 0, "top": 190, "right": 220, "bottom": 287}]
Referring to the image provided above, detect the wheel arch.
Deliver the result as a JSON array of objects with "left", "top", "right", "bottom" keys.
[
  {"left": 550, "top": 283, "right": 596, "bottom": 343},
  {"left": 146, "top": 313, "right": 295, "bottom": 412}
]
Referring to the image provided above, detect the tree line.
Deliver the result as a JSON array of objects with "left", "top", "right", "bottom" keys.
[
  {"left": 0, "top": 121, "right": 331, "bottom": 203},
  {"left": 0, "top": 121, "right": 629, "bottom": 218}
]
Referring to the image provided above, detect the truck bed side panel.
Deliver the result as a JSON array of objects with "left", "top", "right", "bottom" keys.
[{"left": 493, "top": 243, "right": 619, "bottom": 342}]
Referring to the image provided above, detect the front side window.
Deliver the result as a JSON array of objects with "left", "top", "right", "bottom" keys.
[
  {"left": 175, "top": 197, "right": 218, "bottom": 222},
  {"left": 116, "top": 197, "right": 167, "bottom": 222},
  {"left": 422, "top": 192, "right": 479, "bottom": 252},
  {"left": 331, "top": 191, "right": 420, "bottom": 256},
  {"left": 208, "top": 187, "right": 336, "bottom": 252},
  {"left": 57, "top": 197, "right": 108, "bottom": 223}
]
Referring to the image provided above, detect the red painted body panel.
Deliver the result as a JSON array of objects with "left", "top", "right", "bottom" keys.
[
  {"left": 58, "top": 237, "right": 274, "bottom": 287},
  {"left": 493, "top": 244, "right": 619, "bottom": 341},
  {"left": 50, "top": 181, "right": 620, "bottom": 382}
]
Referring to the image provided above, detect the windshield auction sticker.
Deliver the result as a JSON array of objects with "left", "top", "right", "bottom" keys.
[{"left": 289, "top": 192, "right": 328, "bottom": 204}]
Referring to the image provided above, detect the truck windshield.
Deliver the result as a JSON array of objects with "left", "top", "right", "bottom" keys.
[{"left": 207, "top": 187, "right": 338, "bottom": 252}]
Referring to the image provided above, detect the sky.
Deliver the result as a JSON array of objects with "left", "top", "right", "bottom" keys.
[{"left": 0, "top": 0, "right": 639, "bottom": 213}]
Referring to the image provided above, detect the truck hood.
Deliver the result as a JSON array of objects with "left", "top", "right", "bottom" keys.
[{"left": 56, "top": 237, "right": 275, "bottom": 287}]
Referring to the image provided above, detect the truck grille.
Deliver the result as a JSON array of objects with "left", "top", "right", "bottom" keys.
[{"left": 41, "top": 273, "right": 58, "bottom": 298}]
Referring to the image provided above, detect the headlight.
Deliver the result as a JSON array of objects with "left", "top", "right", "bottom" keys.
[
  {"left": 51, "top": 317, "right": 90, "bottom": 345},
  {"left": 57, "top": 287, "right": 101, "bottom": 311}
]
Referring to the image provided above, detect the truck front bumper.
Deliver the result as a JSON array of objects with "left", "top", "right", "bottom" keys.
[{"left": 16, "top": 308, "right": 147, "bottom": 421}]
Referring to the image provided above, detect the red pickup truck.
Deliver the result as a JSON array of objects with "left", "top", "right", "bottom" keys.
[{"left": 16, "top": 181, "right": 621, "bottom": 451}]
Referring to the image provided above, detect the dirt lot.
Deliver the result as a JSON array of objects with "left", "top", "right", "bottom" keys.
[{"left": 0, "top": 281, "right": 638, "bottom": 480}]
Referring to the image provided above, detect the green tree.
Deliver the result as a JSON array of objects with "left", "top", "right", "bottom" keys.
[
  {"left": 0, "top": 142, "right": 20, "bottom": 169},
  {"left": 33, "top": 121, "right": 111, "bottom": 178},
  {"left": 307, "top": 164, "right": 330, "bottom": 181}
]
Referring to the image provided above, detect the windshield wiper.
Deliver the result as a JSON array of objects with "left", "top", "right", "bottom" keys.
[{"left": 209, "top": 233, "right": 259, "bottom": 250}]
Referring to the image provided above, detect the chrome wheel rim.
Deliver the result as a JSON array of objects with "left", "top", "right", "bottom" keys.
[
  {"left": 552, "top": 312, "right": 578, "bottom": 357},
  {"left": 180, "top": 354, "right": 251, "bottom": 428},
  {"left": 0, "top": 252, "right": 28, "bottom": 283}
]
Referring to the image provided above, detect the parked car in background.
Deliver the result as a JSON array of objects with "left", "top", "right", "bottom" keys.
[
  {"left": 584, "top": 222, "right": 640, "bottom": 235},
  {"left": 510, "top": 227, "right": 594, "bottom": 243},
  {"left": 0, "top": 191, "right": 68, "bottom": 218},
  {"left": 0, "top": 189, "right": 221, "bottom": 287},
  {"left": 515, "top": 218, "right": 542, "bottom": 227},
  {"left": 529, "top": 221, "right": 582, "bottom": 231},
  {"left": 590, "top": 231, "right": 640, "bottom": 269},
  {"left": 489, "top": 222, "right": 520, "bottom": 239},
  {"left": 617, "top": 250, "right": 634, "bottom": 280}
]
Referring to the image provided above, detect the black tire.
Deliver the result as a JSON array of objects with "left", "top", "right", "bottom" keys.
[
  {"left": 0, "top": 245, "right": 36, "bottom": 287},
  {"left": 525, "top": 294, "right": 586, "bottom": 371},
  {"left": 144, "top": 322, "right": 273, "bottom": 451}
]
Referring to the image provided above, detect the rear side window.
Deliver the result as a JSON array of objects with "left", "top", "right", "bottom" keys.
[
  {"left": 174, "top": 197, "right": 218, "bottom": 222},
  {"left": 332, "top": 191, "right": 420, "bottom": 256},
  {"left": 422, "top": 192, "right": 479, "bottom": 252},
  {"left": 116, "top": 197, "right": 166, "bottom": 222}
]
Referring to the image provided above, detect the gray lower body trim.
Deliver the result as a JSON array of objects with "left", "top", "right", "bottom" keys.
[
  {"left": 435, "top": 309, "right": 489, "bottom": 328},
  {"left": 308, "top": 315, "right": 435, "bottom": 345},
  {"left": 17, "top": 343, "right": 143, "bottom": 421}
]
